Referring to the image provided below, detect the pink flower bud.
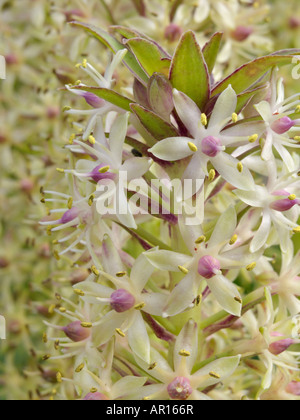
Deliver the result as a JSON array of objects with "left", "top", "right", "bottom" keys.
[
  {"left": 231, "top": 26, "right": 254, "bottom": 42},
  {"left": 198, "top": 255, "right": 221, "bottom": 279},
  {"left": 270, "top": 198, "right": 300, "bottom": 212},
  {"left": 271, "top": 117, "right": 295, "bottom": 134},
  {"left": 60, "top": 207, "right": 80, "bottom": 224},
  {"left": 269, "top": 338, "right": 295, "bottom": 355},
  {"left": 62, "top": 321, "right": 91, "bottom": 342},
  {"left": 167, "top": 377, "right": 193, "bottom": 400},
  {"left": 286, "top": 381, "right": 300, "bottom": 395},
  {"left": 83, "top": 392, "right": 109, "bottom": 400},
  {"left": 110, "top": 289, "right": 135, "bottom": 313},
  {"left": 164, "top": 24, "right": 183, "bottom": 43},
  {"left": 81, "top": 92, "right": 105, "bottom": 109},
  {"left": 90, "top": 165, "right": 116, "bottom": 183},
  {"left": 289, "top": 17, "right": 300, "bottom": 29},
  {"left": 201, "top": 136, "right": 223, "bottom": 157}
]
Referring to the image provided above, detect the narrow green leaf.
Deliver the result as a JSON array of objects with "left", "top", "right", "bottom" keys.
[
  {"left": 212, "top": 55, "right": 297, "bottom": 96},
  {"left": 70, "top": 86, "right": 134, "bottom": 111},
  {"left": 70, "top": 21, "right": 148, "bottom": 84},
  {"left": 202, "top": 32, "right": 223, "bottom": 74},
  {"left": 130, "top": 103, "right": 179, "bottom": 141},
  {"left": 126, "top": 38, "right": 171, "bottom": 77},
  {"left": 169, "top": 30, "right": 210, "bottom": 109},
  {"left": 110, "top": 25, "right": 144, "bottom": 40}
]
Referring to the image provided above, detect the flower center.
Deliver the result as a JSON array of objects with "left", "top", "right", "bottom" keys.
[
  {"left": 231, "top": 26, "right": 254, "bottom": 42},
  {"left": 110, "top": 289, "right": 136, "bottom": 313},
  {"left": 62, "top": 321, "right": 91, "bottom": 342},
  {"left": 201, "top": 136, "right": 223, "bottom": 157},
  {"left": 167, "top": 377, "right": 193, "bottom": 400},
  {"left": 198, "top": 255, "right": 221, "bottom": 279},
  {"left": 90, "top": 164, "right": 116, "bottom": 183}
]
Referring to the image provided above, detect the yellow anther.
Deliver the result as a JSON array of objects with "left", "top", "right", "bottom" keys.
[
  {"left": 74, "top": 289, "right": 85, "bottom": 297},
  {"left": 88, "top": 135, "right": 96, "bottom": 145},
  {"left": 91, "top": 265, "right": 100, "bottom": 276},
  {"left": 82, "top": 59, "right": 87, "bottom": 68},
  {"left": 53, "top": 250, "right": 60, "bottom": 261},
  {"left": 46, "top": 227, "right": 52, "bottom": 237},
  {"left": 62, "top": 106, "right": 71, "bottom": 112},
  {"left": 229, "top": 234, "right": 238, "bottom": 245},
  {"left": 69, "top": 134, "right": 76, "bottom": 144},
  {"left": 209, "top": 371, "right": 221, "bottom": 379},
  {"left": 234, "top": 296, "right": 243, "bottom": 304},
  {"left": 59, "top": 307, "right": 66, "bottom": 313},
  {"left": 88, "top": 194, "right": 95, "bottom": 206},
  {"left": 48, "top": 304, "right": 56, "bottom": 314},
  {"left": 81, "top": 322, "right": 93, "bottom": 328},
  {"left": 40, "top": 198, "right": 46, "bottom": 204},
  {"left": 75, "top": 80, "right": 82, "bottom": 86},
  {"left": 115, "top": 328, "right": 126, "bottom": 337},
  {"left": 294, "top": 136, "right": 300, "bottom": 141},
  {"left": 195, "top": 235, "right": 206, "bottom": 244},
  {"left": 43, "top": 333, "right": 48, "bottom": 344},
  {"left": 237, "top": 162, "right": 243, "bottom": 173},
  {"left": 56, "top": 372, "right": 62, "bottom": 383},
  {"left": 54, "top": 340, "right": 60, "bottom": 350},
  {"left": 148, "top": 362, "right": 157, "bottom": 370},
  {"left": 116, "top": 271, "right": 127, "bottom": 277},
  {"left": 75, "top": 363, "right": 85, "bottom": 373},
  {"left": 134, "top": 302, "right": 146, "bottom": 310},
  {"left": 296, "top": 105, "right": 300, "bottom": 113},
  {"left": 289, "top": 194, "right": 296, "bottom": 201},
  {"left": 52, "top": 239, "right": 59, "bottom": 245},
  {"left": 56, "top": 168, "right": 65, "bottom": 173},
  {"left": 188, "top": 142, "right": 198, "bottom": 152},
  {"left": 42, "top": 354, "right": 51, "bottom": 361},
  {"left": 208, "top": 169, "right": 216, "bottom": 182},
  {"left": 67, "top": 197, "right": 73, "bottom": 209},
  {"left": 293, "top": 226, "right": 300, "bottom": 234},
  {"left": 248, "top": 134, "right": 258, "bottom": 143},
  {"left": 90, "top": 388, "right": 98, "bottom": 393},
  {"left": 246, "top": 262, "right": 257, "bottom": 271},
  {"left": 201, "top": 113, "right": 208, "bottom": 126},
  {"left": 178, "top": 265, "right": 189, "bottom": 274},
  {"left": 179, "top": 349, "right": 191, "bottom": 357},
  {"left": 232, "top": 113, "right": 238, "bottom": 123},
  {"left": 195, "top": 294, "right": 202, "bottom": 306},
  {"left": 98, "top": 166, "right": 110, "bottom": 174}
]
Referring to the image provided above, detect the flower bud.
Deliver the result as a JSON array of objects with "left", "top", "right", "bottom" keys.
[
  {"left": 271, "top": 117, "right": 295, "bottom": 134},
  {"left": 167, "top": 377, "right": 193, "bottom": 400},
  {"left": 81, "top": 92, "right": 105, "bottom": 109},
  {"left": 269, "top": 338, "right": 295, "bottom": 355},
  {"left": 62, "top": 321, "right": 91, "bottom": 342},
  {"left": 83, "top": 392, "right": 109, "bottom": 400},
  {"left": 110, "top": 289, "right": 135, "bottom": 313},
  {"left": 270, "top": 198, "right": 300, "bottom": 212},
  {"left": 231, "top": 26, "right": 254, "bottom": 42},
  {"left": 201, "top": 136, "right": 223, "bottom": 157},
  {"left": 164, "top": 24, "right": 183, "bottom": 43},
  {"left": 198, "top": 255, "right": 221, "bottom": 279},
  {"left": 286, "top": 381, "right": 300, "bottom": 395},
  {"left": 60, "top": 207, "right": 80, "bottom": 224}
]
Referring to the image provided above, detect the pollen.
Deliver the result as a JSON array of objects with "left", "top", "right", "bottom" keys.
[
  {"left": 115, "top": 328, "right": 126, "bottom": 337},
  {"left": 201, "top": 113, "right": 208, "bottom": 126},
  {"left": 208, "top": 169, "right": 216, "bottom": 182},
  {"left": 293, "top": 226, "right": 300, "bottom": 234},
  {"left": 179, "top": 349, "right": 191, "bottom": 357},
  {"left": 234, "top": 296, "right": 243, "bottom": 304},
  {"left": 56, "top": 168, "right": 65, "bottom": 173},
  {"left": 88, "top": 194, "right": 95, "bottom": 206},
  {"left": 81, "top": 322, "right": 93, "bottom": 328},
  {"left": 195, "top": 235, "right": 206, "bottom": 244},
  {"left": 188, "top": 142, "right": 198, "bottom": 152},
  {"left": 99, "top": 165, "right": 110, "bottom": 174},
  {"left": 232, "top": 113, "right": 238, "bottom": 123},
  {"left": 69, "top": 134, "right": 76, "bottom": 144},
  {"left": 74, "top": 289, "right": 85, "bottom": 296},
  {"left": 134, "top": 302, "right": 146, "bottom": 310},
  {"left": 246, "top": 262, "right": 257, "bottom": 271},
  {"left": 237, "top": 162, "right": 243, "bottom": 173},
  {"left": 209, "top": 371, "right": 221, "bottom": 379},
  {"left": 116, "top": 271, "right": 127, "bottom": 277},
  {"left": 88, "top": 135, "right": 96, "bottom": 145},
  {"left": 75, "top": 363, "right": 85, "bottom": 373},
  {"left": 229, "top": 234, "right": 238, "bottom": 245},
  {"left": 91, "top": 265, "right": 100, "bottom": 276},
  {"left": 288, "top": 194, "right": 296, "bottom": 200},
  {"left": 248, "top": 134, "right": 258, "bottom": 143},
  {"left": 178, "top": 265, "right": 189, "bottom": 274}
]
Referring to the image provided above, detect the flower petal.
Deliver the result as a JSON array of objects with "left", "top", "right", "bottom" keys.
[
  {"left": 207, "top": 274, "right": 242, "bottom": 316},
  {"left": 250, "top": 211, "right": 272, "bottom": 253},
  {"left": 149, "top": 137, "right": 194, "bottom": 161},
  {"left": 173, "top": 319, "right": 198, "bottom": 373},
  {"left": 127, "top": 312, "right": 151, "bottom": 363},
  {"left": 130, "top": 253, "right": 156, "bottom": 292},
  {"left": 164, "top": 271, "right": 198, "bottom": 317},
  {"left": 173, "top": 89, "right": 204, "bottom": 138},
  {"left": 209, "top": 85, "right": 237, "bottom": 129}
]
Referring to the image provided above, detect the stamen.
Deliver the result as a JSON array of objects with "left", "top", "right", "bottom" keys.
[
  {"left": 248, "top": 134, "right": 258, "bottom": 143},
  {"left": 246, "top": 262, "right": 256, "bottom": 271},
  {"left": 115, "top": 328, "right": 125, "bottom": 337},
  {"left": 178, "top": 265, "right": 189, "bottom": 274},
  {"left": 178, "top": 350, "right": 191, "bottom": 357},
  {"left": 229, "top": 234, "right": 238, "bottom": 245},
  {"left": 232, "top": 113, "right": 238, "bottom": 123},
  {"left": 201, "top": 113, "right": 208, "bottom": 126},
  {"left": 237, "top": 162, "right": 243, "bottom": 173},
  {"left": 134, "top": 302, "right": 146, "bottom": 310},
  {"left": 195, "top": 235, "right": 206, "bottom": 244},
  {"left": 188, "top": 142, "right": 198, "bottom": 152},
  {"left": 209, "top": 371, "right": 221, "bottom": 379}
]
